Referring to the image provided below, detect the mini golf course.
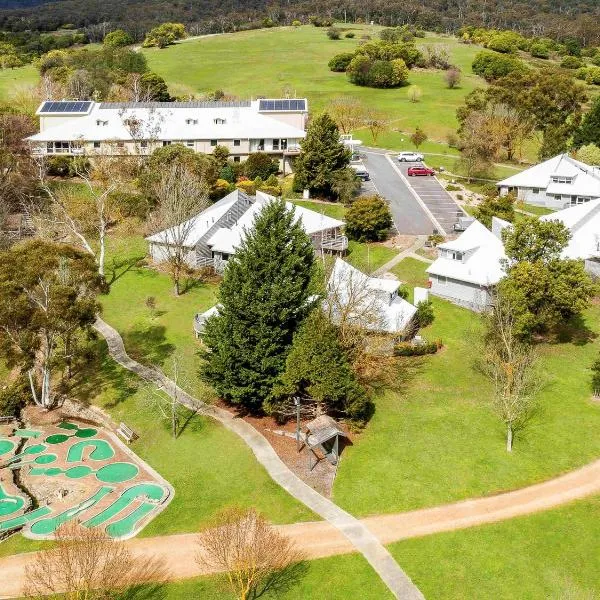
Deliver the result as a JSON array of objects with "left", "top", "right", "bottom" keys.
[{"left": 0, "top": 420, "right": 173, "bottom": 541}]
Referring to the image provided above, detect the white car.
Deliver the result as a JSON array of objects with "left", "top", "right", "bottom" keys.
[{"left": 397, "top": 151, "right": 424, "bottom": 162}]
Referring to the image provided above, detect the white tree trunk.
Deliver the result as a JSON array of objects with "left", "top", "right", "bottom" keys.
[{"left": 506, "top": 424, "right": 513, "bottom": 452}]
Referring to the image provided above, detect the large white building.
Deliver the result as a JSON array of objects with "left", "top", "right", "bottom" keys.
[
  {"left": 27, "top": 98, "right": 308, "bottom": 171},
  {"left": 148, "top": 190, "right": 347, "bottom": 273},
  {"left": 426, "top": 218, "right": 509, "bottom": 310},
  {"left": 497, "top": 153, "right": 600, "bottom": 210}
]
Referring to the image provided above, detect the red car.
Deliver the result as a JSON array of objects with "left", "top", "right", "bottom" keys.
[{"left": 407, "top": 166, "right": 435, "bottom": 176}]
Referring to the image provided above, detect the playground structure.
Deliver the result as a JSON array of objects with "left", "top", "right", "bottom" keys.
[{"left": 0, "top": 418, "right": 173, "bottom": 541}]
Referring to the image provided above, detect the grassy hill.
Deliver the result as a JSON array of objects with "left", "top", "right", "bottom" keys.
[{"left": 143, "top": 25, "right": 484, "bottom": 145}]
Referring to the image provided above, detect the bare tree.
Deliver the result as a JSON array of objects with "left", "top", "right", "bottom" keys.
[
  {"left": 34, "top": 153, "right": 128, "bottom": 277},
  {"left": 328, "top": 96, "right": 367, "bottom": 134},
  {"left": 24, "top": 521, "right": 168, "bottom": 599},
  {"left": 364, "top": 109, "right": 388, "bottom": 144},
  {"left": 148, "top": 162, "right": 209, "bottom": 296},
  {"left": 480, "top": 293, "right": 539, "bottom": 452},
  {"left": 196, "top": 507, "right": 305, "bottom": 600}
]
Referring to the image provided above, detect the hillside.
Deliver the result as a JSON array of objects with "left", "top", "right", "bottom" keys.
[{"left": 1, "top": 0, "right": 599, "bottom": 46}]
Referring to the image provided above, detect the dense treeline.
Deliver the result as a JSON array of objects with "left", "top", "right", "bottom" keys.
[{"left": 0, "top": 0, "right": 599, "bottom": 46}]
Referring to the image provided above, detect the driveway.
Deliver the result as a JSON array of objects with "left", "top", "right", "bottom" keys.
[
  {"left": 362, "top": 150, "right": 436, "bottom": 235},
  {"left": 396, "top": 161, "right": 465, "bottom": 235}
]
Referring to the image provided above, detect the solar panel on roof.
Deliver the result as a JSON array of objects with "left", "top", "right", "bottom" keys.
[
  {"left": 259, "top": 99, "right": 306, "bottom": 112},
  {"left": 40, "top": 101, "right": 92, "bottom": 114}
]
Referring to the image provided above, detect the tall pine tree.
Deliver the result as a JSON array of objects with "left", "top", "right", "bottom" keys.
[
  {"left": 573, "top": 97, "right": 600, "bottom": 149},
  {"left": 293, "top": 112, "right": 352, "bottom": 200},
  {"left": 200, "top": 199, "right": 316, "bottom": 411}
]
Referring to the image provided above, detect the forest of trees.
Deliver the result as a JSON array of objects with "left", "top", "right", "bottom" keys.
[{"left": 1, "top": 0, "right": 599, "bottom": 46}]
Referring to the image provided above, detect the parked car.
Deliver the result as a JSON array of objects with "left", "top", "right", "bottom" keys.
[
  {"left": 351, "top": 163, "right": 370, "bottom": 181},
  {"left": 407, "top": 165, "right": 435, "bottom": 176},
  {"left": 397, "top": 151, "right": 424, "bottom": 162}
]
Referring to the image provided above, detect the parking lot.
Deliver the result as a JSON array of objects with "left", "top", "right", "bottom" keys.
[{"left": 395, "top": 159, "right": 465, "bottom": 235}]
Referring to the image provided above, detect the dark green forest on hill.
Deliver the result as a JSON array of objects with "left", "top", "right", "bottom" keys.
[{"left": 1, "top": 0, "right": 599, "bottom": 45}]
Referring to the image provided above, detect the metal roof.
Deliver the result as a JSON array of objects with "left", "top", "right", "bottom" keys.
[
  {"left": 98, "top": 101, "right": 252, "bottom": 109},
  {"left": 305, "top": 415, "right": 347, "bottom": 447}
]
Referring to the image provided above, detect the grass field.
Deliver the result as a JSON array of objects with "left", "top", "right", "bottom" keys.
[
  {"left": 332, "top": 258, "right": 600, "bottom": 516},
  {"left": 0, "top": 64, "right": 37, "bottom": 102},
  {"left": 144, "top": 25, "right": 484, "bottom": 144},
  {"left": 392, "top": 495, "right": 600, "bottom": 599}
]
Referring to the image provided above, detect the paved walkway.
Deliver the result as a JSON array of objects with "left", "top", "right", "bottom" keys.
[
  {"left": 372, "top": 236, "right": 431, "bottom": 277},
  {"left": 91, "top": 318, "right": 424, "bottom": 600},
  {"left": 3, "top": 449, "right": 600, "bottom": 598}
]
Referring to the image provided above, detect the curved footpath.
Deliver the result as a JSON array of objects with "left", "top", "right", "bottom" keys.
[
  {"left": 92, "top": 318, "right": 423, "bottom": 600},
  {"left": 3, "top": 320, "right": 599, "bottom": 598}
]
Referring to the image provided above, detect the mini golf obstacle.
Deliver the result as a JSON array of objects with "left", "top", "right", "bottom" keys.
[{"left": 0, "top": 420, "right": 173, "bottom": 541}]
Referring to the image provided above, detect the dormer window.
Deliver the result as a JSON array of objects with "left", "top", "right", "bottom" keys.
[
  {"left": 444, "top": 249, "right": 463, "bottom": 261},
  {"left": 214, "top": 118, "right": 226, "bottom": 125},
  {"left": 96, "top": 120, "right": 108, "bottom": 127},
  {"left": 185, "top": 118, "right": 198, "bottom": 125},
  {"left": 551, "top": 175, "right": 574, "bottom": 184}
]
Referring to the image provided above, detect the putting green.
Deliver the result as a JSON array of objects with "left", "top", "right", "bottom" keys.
[
  {"left": 0, "top": 485, "right": 25, "bottom": 517},
  {"left": 57, "top": 421, "right": 79, "bottom": 430},
  {"left": 0, "top": 439, "right": 15, "bottom": 456},
  {"left": 67, "top": 439, "right": 114, "bottom": 462},
  {"left": 0, "top": 507, "right": 52, "bottom": 531},
  {"left": 13, "top": 429, "right": 41, "bottom": 438},
  {"left": 34, "top": 454, "right": 57, "bottom": 465},
  {"left": 65, "top": 465, "right": 93, "bottom": 479},
  {"left": 75, "top": 428, "right": 97, "bottom": 438},
  {"left": 45, "top": 434, "right": 70, "bottom": 445},
  {"left": 22, "top": 444, "right": 46, "bottom": 455},
  {"left": 96, "top": 462, "right": 139, "bottom": 483}
]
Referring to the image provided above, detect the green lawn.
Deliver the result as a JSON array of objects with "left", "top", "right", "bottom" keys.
[
  {"left": 390, "top": 256, "right": 430, "bottom": 301},
  {"left": 151, "top": 553, "right": 393, "bottom": 599},
  {"left": 392, "top": 496, "right": 600, "bottom": 599},
  {"left": 0, "top": 64, "right": 37, "bottom": 102},
  {"left": 517, "top": 202, "right": 555, "bottom": 216},
  {"left": 144, "top": 26, "right": 484, "bottom": 144},
  {"left": 291, "top": 199, "right": 347, "bottom": 220},
  {"left": 333, "top": 258, "right": 600, "bottom": 516}
]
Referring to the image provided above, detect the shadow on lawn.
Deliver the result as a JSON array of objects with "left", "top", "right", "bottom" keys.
[
  {"left": 122, "top": 324, "right": 176, "bottom": 367},
  {"left": 552, "top": 313, "right": 598, "bottom": 347},
  {"left": 105, "top": 254, "right": 146, "bottom": 287}
]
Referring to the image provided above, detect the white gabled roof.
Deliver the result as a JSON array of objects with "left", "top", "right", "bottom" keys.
[
  {"left": 327, "top": 258, "right": 417, "bottom": 334},
  {"left": 206, "top": 192, "right": 345, "bottom": 254},
  {"left": 498, "top": 154, "right": 600, "bottom": 198},
  {"left": 145, "top": 190, "right": 243, "bottom": 247},
  {"left": 541, "top": 198, "right": 600, "bottom": 260},
  {"left": 426, "top": 220, "right": 507, "bottom": 286},
  {"left": 28, "top": 101, "right": 307, "bottom": 143}
]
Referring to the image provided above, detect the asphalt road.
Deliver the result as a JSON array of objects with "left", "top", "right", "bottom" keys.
[
  {"left": 362, "top": 150, "right": 435, "bottom": 235},
  {"left": 396, "top": 162, "right": 465, "bottom": 235}
]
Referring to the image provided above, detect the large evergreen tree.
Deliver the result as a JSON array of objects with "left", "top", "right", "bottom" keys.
[
  {"left": 573, "top": 97, "right": 600, "bottom": 149},
  {"left": 200, "top": 199, "right": 316, "bottom": 411},
  {"left": 293, "top": 112, "right": 352, "bottom": 200}
]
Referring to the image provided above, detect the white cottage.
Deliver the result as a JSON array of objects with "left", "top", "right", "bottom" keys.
[
  {"left": 426, "top": 218, "right": 509, "bottom": 310},
  {"left": 147, "top": 190, "right": 348, "bottom": 273},
  {"left": 497, "top": 154, "right": 600, "bottom": 210}
]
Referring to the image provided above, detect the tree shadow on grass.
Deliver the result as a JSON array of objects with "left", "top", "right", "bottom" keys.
[
  {"left": 121, "top": 582, "right": 168, "bottom": 600},
  {"left": 70, "top": 339, "right": 140, "bottom": 409},
  {"left": 122, "top": 324, "right": 176, "bottom": 367},
  {"left": 251, "top": 560, "right": 310, "bottom": 599},
  {"left": 105, "top": 254, "right": 146, "bottom": 287},
  {"left": 551, "top": 313, "right": 598, "bottom": 347}
]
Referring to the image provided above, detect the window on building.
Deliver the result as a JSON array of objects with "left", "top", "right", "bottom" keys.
[
  {"left": 272, "top": 139, "right": 280, "bottom": 151},
  {"left": 258, "top": 139, "right": 265, "bottom": 151},
  {"left": 186, "top": 141, "right": 195, "bottom": 148},
  {"left": 210, "top": 139, "right": 218, "bottom": 147},
  {"left": 140, "top": 141, "right": 148, "bottom": 149},
  {"left": 214, "top": 118, "right": 226, "bottom": 125},
  {"left": 233, "top": 139, "right": 241, "bottom": 147},
  {"left": 116, "top": 141, "right": 125, "bottom": 149},
  {"left": 437, "top": 275, "right": 447, "bottom": 285},
  {"left": 162, "top": 141, "right": 171, "bottom": 147},
  {"left": 532, "top": 188, "right": 540, "bottom": 194},
  {"left": 551, "top": 175, "right": 574, "bottom": 184},
  {"left": 93, "top": 141, "right": 100, "bottom": 149},
  {"left": 233, "top": 156, "right": 241, "bottom": 163},
  {"left": 571, "top": 196, "right": 592, "bottom": 206},
  {"left": 281, "top": 138, "right": 288, "bottom": 150},
  {"left": 185, "top": 118, "right": 198, "bottom": 125}
]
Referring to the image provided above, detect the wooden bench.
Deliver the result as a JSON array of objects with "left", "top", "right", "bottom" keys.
[
  {"left": 116, "top": 422, "right": 137, "bottom": 444},
  {"left": 0, "top": 416, "right": 15, "bottom": 424}
]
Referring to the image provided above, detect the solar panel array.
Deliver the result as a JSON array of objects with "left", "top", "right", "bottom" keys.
[
  {"left": 258, "top": 99, "right": 306, "bottom": 112},
  {"left": 39, "top": 101, "right": 93, "bottom": 114}
]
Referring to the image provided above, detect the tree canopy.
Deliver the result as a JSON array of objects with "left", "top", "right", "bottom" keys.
[{"left": 201, "top": 199, "right": 316, "bottom": 411}]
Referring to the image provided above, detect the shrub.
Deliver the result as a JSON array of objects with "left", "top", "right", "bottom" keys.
[
  {"left": 219, "top": 164, "right": 236, "bottom": 183},
  {"left": 529, "top": 42, "right": 550, "bottom": 59},
  {"left": 46, "top": 155, "right": 74, "bottom": 177},
  {"left": 472, "top": 50, "right": 525, "bottom": 81},
  {"left": 328, "top": 52, "right": 355, "bottom": 72},
  {"left": 344, "top": 195, "right": 393, "bottom": 241},
  {"left": 345, "top": 32, "right": 355, "bottom": 39},
  {"left": 585, "top": 66, "right": 600, "bottom": 85},
  {"left": 486, "top": 31, "right": 527, "bottom": 54},
  {"left": 346, "top": 54, "right": 372, "bottom": 85},
  {"left": 415, "top": 300, "right": 435, "bottom": 329},
  {"left": 244, "top": 152, "right": 279, "bottom": 179},
  {"left": 561, "top": 55, "right": 583, "bottom": 69},
  {"left": 390, "top": 58, "right": 410, "bottom": 86},
  {"left": 235, "top": 179, "right": 256, "bottom": 195},
  {"left": 211, "top": 178, "right": 234, "bottom": 200},
  {"left": 327, "top": 27, "right": 341, "bottom": 40},
  {"left": 0, "top": 377, "right": 30, "bottom": 417},
  {"left": 394, "top": 340, "right": 440, "bottom": 356},
  {"left": 428, "top": 233, "right": 444, "bottom": 246},
  {"left": 109, "top": 191, "right": 153, "bottom": 219},
  {"left": 103, "top": 29, "right": 133, "bottom": 48},
  {"left": 309, "top": 16, "right": 333, "bottom": 27},
  {"left": 292, "top": 20, "right": 302, "bottom": 27},
  {"left": 445, "top": 67, "right": 461, "bottom": 88}
]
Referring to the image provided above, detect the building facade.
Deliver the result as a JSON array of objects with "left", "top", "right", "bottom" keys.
[{"left": 27, "top": 99, "right": 308, "bottom": 172}]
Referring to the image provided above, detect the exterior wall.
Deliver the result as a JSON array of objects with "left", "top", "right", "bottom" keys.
[
  {"left": 40, "top": 115, "right": 86, "bottom": 131},
  {"left": 585, "top": 258, "right": 600, "bottom": 279},
  {"left": 499, "top": 185, "right": 588, "bottom": 210},
  {"left": 149, "top": 242, "right": 197, "bottom": 267},
  {"left": 429, "top": 274, "right": 491, "bottom": 311},
  {"left": 258, "top": 112, "right": 307, "bottom": 130}
]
